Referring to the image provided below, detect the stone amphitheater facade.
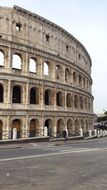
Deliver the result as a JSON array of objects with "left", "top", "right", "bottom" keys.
[{"left": 0, "top": 5, "right": 94, "bottom": 140}]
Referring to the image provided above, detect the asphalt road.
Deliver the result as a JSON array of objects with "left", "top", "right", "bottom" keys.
[{"left": 0, "top": 137, "right": 107, "bottom": 190}]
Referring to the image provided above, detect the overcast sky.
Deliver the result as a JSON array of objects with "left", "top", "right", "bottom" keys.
[{"left": 0, "top": 0, "right": 107, "bottom": 114}]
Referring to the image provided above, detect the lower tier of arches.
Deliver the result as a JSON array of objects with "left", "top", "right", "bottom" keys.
[{"left": 0, "top": 113, "right": 94, "bottom": 140}]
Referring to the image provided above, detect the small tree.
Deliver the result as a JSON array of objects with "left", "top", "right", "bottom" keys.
[{"left": 104, "top": 111, "right": 107, "bottom": 115}]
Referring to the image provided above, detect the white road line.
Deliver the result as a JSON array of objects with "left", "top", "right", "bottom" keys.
[{"left": 0, "top": 147, "right": 101, "bottom": 162}]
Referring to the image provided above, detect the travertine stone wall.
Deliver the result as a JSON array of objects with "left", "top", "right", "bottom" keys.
[{"left": 0, "top": 5, "right": 94, "bottom": 140}]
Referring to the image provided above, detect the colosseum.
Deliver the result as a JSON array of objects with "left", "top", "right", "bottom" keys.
[{"left": 0, "top": 5, "right": 94, "bottom": 140}]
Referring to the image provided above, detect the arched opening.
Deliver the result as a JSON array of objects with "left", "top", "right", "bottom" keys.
[
  {"left": 80, "top": 96, "right": 84, "bottom": 109},
  {"left": 30, "top": 87, "right": 39, "bottom": 104},
  {"left": 75, "top": 119, "right": 80, "bottom": 135},
  {"left": 57, "top": 119, "right": 64, "bottom": 137},
  {"left": 55, "top": 65, "right": 62, "bottom": 80},
  {"left": 0, "top": 51, "right": 4, "bottom": 67},
  {"left": 44, "top": 62, "right": 49, "bottom": 75},
  {"left": 66, "top": 93, "right": 72, "bottom": 107},
  {"left": 44, "top": 89, "right": 52, "bottom": 105},
  {"left": 11, "top": 119, "right": 21, "bottom": 139},
  {"left": 0, "top": 84, "right": 3, "bottom": 102},
  {"left": 74, "top": 95, "right": 78, "bottom": 109},
  {"left": 73, "top": 71, "right": 77, "bottom": 84},
  {"left": 29, "top": 58, "right": 37, "bottom": 73},
  {"left": 67, "top": 119, "right": 73, "bottom": 136},
  {"left": 79, "top": 75, "right": 82, "bottom": 87},
  {"left": 44, "top": 119, "right": 53, "bottom": 137},
  {"left": 0, "top": 120, "right": 3, "bottom": 140},
  {"left": 29, "top": 119, "right": 39, "bottom": 137},
  {"left": 88, "top": 100, "right": 91, "bottom": 111},
  {"left": 12, "top": 85, "right": 21, "bottom": 103},
  {"left": 56, "top": 91, "right": 63, "bottom": 106},
  {"left": 83, "top": 77, "right": 85, "bottom": 88},
  {"left": 65, "top": 68, "right": 70, "bottom": 82},
  {"left": 12, "top": 54, "right": 22, "bottom": 70}
]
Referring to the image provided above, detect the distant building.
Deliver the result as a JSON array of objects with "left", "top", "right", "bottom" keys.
[{"left": 0, "top": 5, "right": 94, "bottom": 140}]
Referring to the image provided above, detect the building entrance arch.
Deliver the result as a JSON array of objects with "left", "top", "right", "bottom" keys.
[
  {"left": 57, "top": 119, "right": 64, "bottom": 137},
  {"left": 44, "top": 119, "right": 53, "bottom": 137},
  {"left": 29, "top": 119, "right": 39, "bottom": 137},
  {"left": 11, "top": 119, "right": 21, "bottom": 139}
]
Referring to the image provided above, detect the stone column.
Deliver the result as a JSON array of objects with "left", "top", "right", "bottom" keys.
[
  {"left": 65, "top": 91, "right": 67, "bottom": 111},
  {"left": 62, "top": 65, "right": 65, "bottom": 83},
  {"left": 38, "top": 117, "right": 44, "bottom": 137},
  {"left": 53, "top": 88, "right": 57, "bottom": 110},
  {"left": 51, "top": 61, "right": 56, "bottom": 81},
  {"left": 38, "top": 57, "right": 43, "bottom": 77},
  {"left": 40, "top": 85, "right": 44, "bottom": 109},
  {"left": 21, "top": 116, "right": 29, "bottom": 138},
  {"left": 21, "top": 52, "right": 28, "bottom": 74},
  {"left": 2, "top": 116, "right": 11, "bottom": 140},
  {"left": 53, "top": 118, "right": 57, "bottom": 137},
  {"left": 6, "top": 80, "right": 11, "bottom": 105},
  {"left": 4, "top": 48, "right": 12, "bottom": 71},
  {"left": 22, "top": 83, "right": 26, "bottom": 105}
]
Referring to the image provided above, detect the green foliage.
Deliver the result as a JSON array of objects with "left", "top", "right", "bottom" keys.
[
  {"left": 104, "top": 111, "right": 107, "bottom": 115},
  {"left": 97, "top": 115, "right": 107, "bottom": 122}
]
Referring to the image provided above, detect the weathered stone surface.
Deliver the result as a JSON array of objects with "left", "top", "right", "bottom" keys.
[{"left": 0, "top": 5, "right": 94, "bottom": 140}]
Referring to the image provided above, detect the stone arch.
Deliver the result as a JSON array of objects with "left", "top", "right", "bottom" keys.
[
  {"left": 73, "top": 71, "right": 77, "bottom": 84},
  {"left": 44, "top": 61, "right": 49, "bottom": 75},
  {"left": 74, "top": 94, "right": 79, "bottom": 109},
  {"left": 29, "top": 119, "right": 39, "bottom": 137},
  {"left": 56, "top": 91, "right": 63, "bottom": 106},
  {"left": 79, "top": 74, "right": 82, "bottom": 87},
  {"left": 83, "top": 77, "right": 85, "bottom": 88},
  {"left": 44, "top": 89, "right": 52, "bottom": 105},
  {"left": 66, "top": 93, "right": 72, "bottom": 108},
  {"left": 65, "top": 68, "right": 70, "bottom": 82},
  {"left": 0, "top": 50, "right": 4, "bottom": 66},
  {"left": 57, "top": 119, "right": 64, "bottom": 137},
  {"left": 67, "top": 119, "right": 73, "bottom": 136},
  {"left": 80, "top": 96, "right": 84, "bottom": 109},
  {"left": 0, "top": 83, "right": 3, "bottom": 102},
  {"left": 11, "top": 119, "right": 22, "bottom": 139},
  {"left": 29, "top": 58, "right": 37, "bottom": 73},
  {"left": 44, "top": 119, "right": 53, "bottom": 137},
  {"left": 12, "top": 53, "right": 22, "bottom": 70},
  {"left": 75, "top": 119, "right": 80, "bottom": 134},
  {"left": 12, "top": 85, "right": 22, "bottom": 103},
  {"left": 0, "top": 120, "right": 3, "bottom": 140},
  {"left": 55, "top": 64, "right": 63, "bottom": 80},
  {"left": 30, "top": 87, "right": 39, "bottom": 104}
]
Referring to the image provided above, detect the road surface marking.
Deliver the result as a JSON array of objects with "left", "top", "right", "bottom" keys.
[{"left": 0, "top": 147, "right": 101, "bottom": 162}]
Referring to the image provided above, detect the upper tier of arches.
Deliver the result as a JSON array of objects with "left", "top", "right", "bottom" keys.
[
  {"left": 0, "top": 49, "right": 92, "bottom": 92},
  {"left": 0, "top": 5, "right": 92, "bottom": 74}
]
